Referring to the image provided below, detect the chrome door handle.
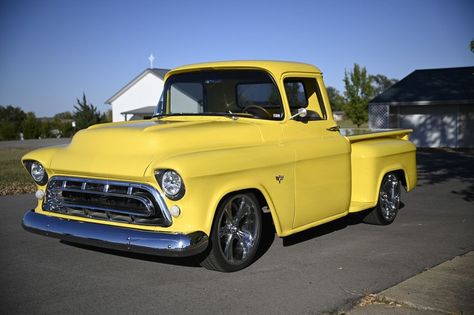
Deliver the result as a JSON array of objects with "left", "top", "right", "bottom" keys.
[{"left": 327, "top": 126, "right": 340, "bottom": 132}]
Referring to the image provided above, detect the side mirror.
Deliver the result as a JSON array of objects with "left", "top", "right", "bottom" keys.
[{"left": 290, "top": 108, "right": 307, "bottom": 120}]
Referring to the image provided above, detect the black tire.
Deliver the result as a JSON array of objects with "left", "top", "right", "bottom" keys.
[
  {"left": 201, "top": 193, "right": 262, "bottom": 272},
  {"left": 363, "top": 173, "right": 401, "bottom": 225}
]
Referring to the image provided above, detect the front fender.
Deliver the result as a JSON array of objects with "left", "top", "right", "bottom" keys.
[
  {"left": 21, "top": 146, "right": 67, "bottom": 189},
  {"left": 147, "top": 144, "right": 295, "bottom": 236},
  {"left": 21, "top": 146, "right": 66, "bottom": 169}
]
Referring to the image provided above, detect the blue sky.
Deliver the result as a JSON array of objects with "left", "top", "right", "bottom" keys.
[{"left": 0, "top": 0, "right": 473, "bottom": 117}]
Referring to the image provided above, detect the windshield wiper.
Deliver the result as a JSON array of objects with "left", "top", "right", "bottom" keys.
[
  {"left": 222, "top": 111, "right": 239, "bottom": 120},
  {"left": 152, "top": 112, "right": 255, "bottom": 120},
  {"left": 152, "top": 113, "right": 186, "bottom": 119}
]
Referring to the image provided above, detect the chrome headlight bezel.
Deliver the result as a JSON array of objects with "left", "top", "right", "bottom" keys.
[
  {"left": 23, "top": 160, "right": 49, "bottom": 186},
  {"left": 155, "top": 169, "right": 185, "bottom": 200}
]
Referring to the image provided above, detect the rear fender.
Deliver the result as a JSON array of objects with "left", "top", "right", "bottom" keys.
[{"left": 350, "top": 138, "right": 416, "bottom": 205}]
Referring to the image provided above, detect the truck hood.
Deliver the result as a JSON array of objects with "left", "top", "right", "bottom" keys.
[{"left": 50, "top": 119, "right": 264, "bottom": 179}]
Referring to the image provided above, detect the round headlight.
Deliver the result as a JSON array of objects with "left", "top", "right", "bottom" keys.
[
  {"left": 23, "top": 160, "right": 48, "bottom": 185},
  {"left": 156, "top": 170, "right": 185, "bottom": 200},
  {"left": 31, "top": 162, "right": 46, "bottom": 183},
  {"left": 162, "top": 171, "right": 182, "bottom": 196}
]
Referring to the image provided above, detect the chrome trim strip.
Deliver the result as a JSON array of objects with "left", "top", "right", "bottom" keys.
[
  {"left": 60, "top": 202, "right": 150, "bottom": 217},
  {"left": 46, "top": 176, "right": 173, "bottom": 226},
  {"left": 22, "top": 210, "right": 209, "bottom": 257}
]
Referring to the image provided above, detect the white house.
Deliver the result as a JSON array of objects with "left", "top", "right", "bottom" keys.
[
  {"left": 369, "top": 66, "right": 474, "bottom": 148},
  {"left": 106, "top": 68, "right": 169, "bottom": 122}
]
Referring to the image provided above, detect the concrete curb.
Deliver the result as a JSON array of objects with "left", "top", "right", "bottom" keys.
[{"left": 344, "top": 251, "right": 474, "bottom": 315}]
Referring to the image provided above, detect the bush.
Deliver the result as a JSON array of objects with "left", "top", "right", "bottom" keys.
[{"left": 0, "top": 105, "right": 26, "bottom": 140}]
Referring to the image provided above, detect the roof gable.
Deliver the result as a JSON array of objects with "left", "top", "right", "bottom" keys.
[
  {"left": 370, "top": 66, "right": 474, "bottom": 105},
  {"left": 105, "top": 68, "right": 169, "bottom": 104}
]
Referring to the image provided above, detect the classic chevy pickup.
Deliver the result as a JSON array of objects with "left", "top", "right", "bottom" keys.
[{"left": 22, "top": 61, "right": 416, "bottom": 272}]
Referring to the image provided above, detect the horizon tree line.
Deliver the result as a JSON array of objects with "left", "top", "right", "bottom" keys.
[{"left": 0, "top": 93, "right": 111, "bottom": 141}]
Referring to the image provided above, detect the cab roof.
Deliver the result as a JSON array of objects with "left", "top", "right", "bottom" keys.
[{"left": 165, "top": 60, "right": 322, "bottom": 80}]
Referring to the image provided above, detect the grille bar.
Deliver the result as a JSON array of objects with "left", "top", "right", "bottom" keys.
[
  {"left": 43, "top": 176, "right": 172, "bottom": 226},
  {"left": 49, "top": 187, "right": 155, "bottom": 215}
]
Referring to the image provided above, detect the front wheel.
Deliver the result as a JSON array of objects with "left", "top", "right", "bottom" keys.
[
  {"left": 201, "top": 193, "right": 262, "bottom": 272},
  {"left": 363, "top": 173, "right": 401, "bottom": 225}
]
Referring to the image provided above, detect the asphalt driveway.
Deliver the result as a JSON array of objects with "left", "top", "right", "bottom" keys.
[{"left": 0, "top": 149, "right": 473, "bottom": 314}]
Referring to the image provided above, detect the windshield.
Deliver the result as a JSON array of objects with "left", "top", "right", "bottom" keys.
[{"left": 156, "top": 70, "right": 283, "bottom": 120}]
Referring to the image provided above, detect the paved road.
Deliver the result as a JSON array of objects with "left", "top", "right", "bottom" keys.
[
  {"left": 0, "top": 138, "right": 71, "bottom": 149},
  {"left": 1, "top": 150, "right": 473, "bottom": 314}
]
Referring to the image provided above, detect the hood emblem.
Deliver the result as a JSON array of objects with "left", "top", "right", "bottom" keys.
[{"left": 275, "top": 175, "right": 284, "bottom": 183}]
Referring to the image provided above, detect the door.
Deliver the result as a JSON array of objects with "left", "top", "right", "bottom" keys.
[{"left": 280, "top": 75, "right": 351, "bottom": 228}]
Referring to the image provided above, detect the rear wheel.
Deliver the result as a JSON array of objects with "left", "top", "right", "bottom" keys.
[
  {"left": 201, "top": 193, "right": 262, "bottom": 272},
  {"left": 363, "top": 173, "right": 401, "bottom": 225}
]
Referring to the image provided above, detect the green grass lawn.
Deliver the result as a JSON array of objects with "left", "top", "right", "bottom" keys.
[{"left": 0, "top": 148, "right": 36, "bottom": 195}]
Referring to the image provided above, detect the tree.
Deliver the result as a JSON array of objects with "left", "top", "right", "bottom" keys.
[
  {"left": 73, "top": 93, "right": 102, "bottom": 130},
  {"left": 104, "top": 109, "right": 112, "bottom": 122},
  {"left": 326, "top": 86, "right": 345, "bottom": 111},
  {"left": 40, "top": 120, "right": 52, "bottom": 138},
  {"left": 53, "top": 111, "right": 74, "bottom": 137},
  {"left": 0, "top": 121, "right": 17, "bottom": 141},
  {"left": 471, "top": 39, "right": 474, "bottom": 53},
  {"left": 54, "top": 111, "right": 73, "bottom": 120},
  {"left": 21, "top": 112, "right": 42, "bottom": 139},
  {"left": 99, "top": 109, "right": 112, "bottom": 123},
  {"left": 59, "top": 120, "right": 74, "bottom": 137},
  {"left": 343, "top": 64, "right": 374, "bottom": 127},
  {"left": 0, "top": 105, "right": 26, "bottom": 140},
  {"left": 371, "top": 74, "right": 398, "bottom": 96}
]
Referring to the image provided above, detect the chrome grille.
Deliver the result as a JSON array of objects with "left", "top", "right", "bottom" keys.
[{"left": 43, "top": 176, "right": 172, "bottom": 226}]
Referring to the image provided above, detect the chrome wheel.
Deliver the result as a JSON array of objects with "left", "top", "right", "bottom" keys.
[
  {"left": 216, "top": 194, "right": 261, "bottom": 266},
  {"left": 379, "top": 174, "right": 401, "bottom": 221},
  {"left": 363, "top": 172, "right": 402, "bottom": 225}
]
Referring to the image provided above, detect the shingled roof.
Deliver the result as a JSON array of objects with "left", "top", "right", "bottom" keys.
[
  {"left": 149, "top": 68, "right": 169, "bottom": 78},
  {"left": 370, "top": 66, "right": 474, "bottom": 105}
]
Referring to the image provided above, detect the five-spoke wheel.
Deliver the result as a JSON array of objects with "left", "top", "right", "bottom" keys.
[
  {"left": 201, "top": 193, "right": 262, "bottom": 272},
  {"left": 363, "top": 172, "right": 401, "bottom": 225}
]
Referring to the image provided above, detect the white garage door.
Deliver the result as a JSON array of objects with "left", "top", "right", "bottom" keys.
[{"left": 397, "top": 105, "right": 458, "bottom": 148}]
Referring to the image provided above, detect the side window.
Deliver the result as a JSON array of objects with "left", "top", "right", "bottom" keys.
[
  {"left": 284, "top": 81, "right": 308, "bottom": 108},
  {"left": 284, "top": 78, "right": 327, "bottom": 120}
]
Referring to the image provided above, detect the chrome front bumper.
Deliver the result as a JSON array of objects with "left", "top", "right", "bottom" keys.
[{"left": 22, "top": 210, "right": 209, "bottom": 257}]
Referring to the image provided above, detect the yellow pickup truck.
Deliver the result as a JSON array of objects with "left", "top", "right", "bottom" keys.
[{"left": 22, "top": 61, "right": 416, "bottom": 272}]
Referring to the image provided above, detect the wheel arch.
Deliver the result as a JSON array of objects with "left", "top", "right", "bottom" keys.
[
  {"left": 372, "top": 167, "right": 408, "bottom": 207},
  {"left": 377, "top": 166, "right": 408, "bottom": 190},
  {"left": 208, "top": 186, "right": 283, "bottom": 237}
]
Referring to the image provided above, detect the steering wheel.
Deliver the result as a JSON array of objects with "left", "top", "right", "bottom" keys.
[{"left": 242, "top": 105, "right": 272, "bottom": 119}]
